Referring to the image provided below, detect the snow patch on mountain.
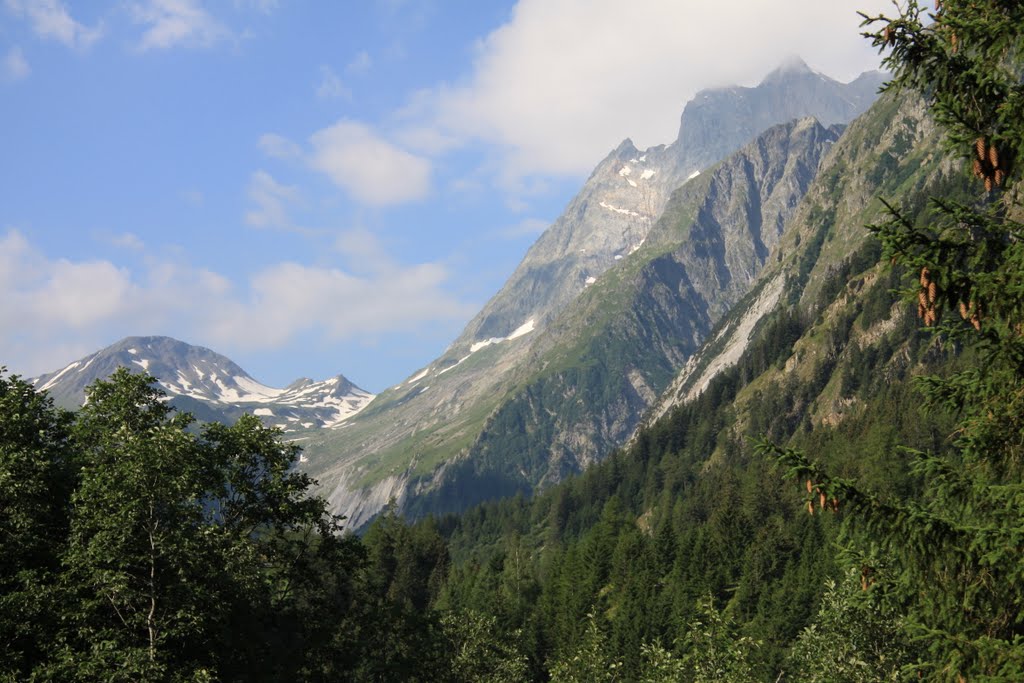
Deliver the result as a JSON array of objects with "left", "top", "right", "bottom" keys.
[
  {"left": 37, "top": 361, "right": 80, "bottom": 393},
  {"left": 30, "top": 336, "right": 374, "bottom": 432},
  {"left": 469, "top": 317, "right": 537, "bottom": 353},
  {"left": 599, "top": 201, "right": 644, "bottom": 218},
  {"left": 406, "top": 368, "right": 430, "bottom": 384},
  {"left": 645, "top": 274, "right": 785, "bottom": 429},
  {"left": 507, "top": 318, "right": 535, "bottom": 340}
]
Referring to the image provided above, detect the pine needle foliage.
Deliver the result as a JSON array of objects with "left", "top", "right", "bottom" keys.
[{"left": 759, "top": 2, "right": 1024, "bottom": 680}]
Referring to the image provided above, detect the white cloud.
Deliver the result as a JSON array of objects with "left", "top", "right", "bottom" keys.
[
  {"left": 2, "top": 46, "right": 29, "bottom": 81},
  {"left": 346, "top": 50, "right": 372, "bottom": 75},
  {"left": 405, "top": 0, "right": 892, "bottom": 179},
  {"left": 5, "top": 0, "right": 103, "bottom": 49},
  {"left": 316, "top": 65, "right": 350, "bottom": 100},
  {"left": 209, "top": 259, "right": 472, "bottom": 350},
  {"left": 0, "top": 229, "right": 134, "bottom": 334},
  {"left": 258, "top": 133, "right": 303, "bottom": 161},
  {"left": 309, "top": 119, "right": 431, "bottom": 206},
  {"left": 244, "top": 170, "right": 300, "bottom": 230},
  {"left": 130, "top": 0, "right": 228, "bottom": 51},
  {"left": 0, "top": 228, "right": 474, "bottom": 378}
]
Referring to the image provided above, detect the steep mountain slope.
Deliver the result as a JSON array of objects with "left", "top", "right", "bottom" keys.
[
  {"left": 31, "top": 336, "right": 373, "bottom": 432},
  {"left": 641, "top": 89, "right": 949, "bottom": 432},
  {"left": 457, "top": 60, "right": 885, "bottom": 345},
  {"left": 429, "top": 88, "right": 966, "bottom": 680},
  {"left": 297, "top": 62, "right": 887, "bottom": 530},
  {"left": 302, "top": 116, "right": 844, "bottom": 527}
]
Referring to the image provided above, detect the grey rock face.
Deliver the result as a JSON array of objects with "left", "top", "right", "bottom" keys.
[
  {"left": 405, "top": 118, "right": 844, "bottom": 518},
  {"left": 676, "top": 59, "right": 884, "bottom": 174},
  {"left": 458, "top": 60, "right": 885, "bottom": 348}
]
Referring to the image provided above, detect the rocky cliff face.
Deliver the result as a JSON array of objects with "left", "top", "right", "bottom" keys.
[
  {"left": 401, "top": 118, "right": 843, "bottom": 518},
  {"left": 675, "top": 58, "right": 884, "bottom": 174},
  {"left": 640, "top": 90, "right": 946, "bottom": 433},
  {"left": 456, "top": 60, "right": 885, "bottom": 347},
  {"left": 303, "top": 114, "right": 846, "bottom": 528}
]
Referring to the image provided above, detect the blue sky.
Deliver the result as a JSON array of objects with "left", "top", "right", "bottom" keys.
[{"left": 1, "top": 0, "right": 889, "bottom": 392}]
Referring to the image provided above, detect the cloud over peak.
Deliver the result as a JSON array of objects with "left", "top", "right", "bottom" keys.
[{"left": 401, "top": 0, "right": 891, "bottom": 180}]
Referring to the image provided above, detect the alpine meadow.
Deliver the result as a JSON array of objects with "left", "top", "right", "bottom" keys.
[{"left": 2, "top": 1, "right": 1024, "bottom": 681}]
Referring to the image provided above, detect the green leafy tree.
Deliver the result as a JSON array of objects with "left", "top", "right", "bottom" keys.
[
  {"left": 678, "top": 595, "right": 760, "bottom": 683},
  {"left": 53, "top": 369, "right": 213, "bottom": 680},
  {"left": 0, "top": 369, "right": 75, "bottom": 681},
  {"left": 441, "top": 609, "right": 531, "bottom": 683},
  {"left": 786, "top": 569, "right": 913, "bottom": 683},
  {"left": 548, "top": 613, "right": 624, "bottom": 683},
  {"left": 761, "top": 1, "right": 1024, "bottom": 679},
  {"left": 29, "top": 369, "right": 354, "bottom": 681},
  {"left": 638, "top": 641, "right": 686, "bottom": 683}
]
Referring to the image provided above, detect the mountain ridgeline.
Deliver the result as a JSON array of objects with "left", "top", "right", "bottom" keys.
[
  {"left": 31, "top": 336, "right": 373, "bottom": 433},
  {"left": 458, "top": 58, "right": 884, "bottom": 344},
  {"left": 300, "top": 62, "right": 885, "bottom": 528},
  {"left": 408, "top": 117, "right": 844, "bottom": 517}
]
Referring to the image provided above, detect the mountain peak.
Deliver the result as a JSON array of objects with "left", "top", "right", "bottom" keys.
[
  {"left": 761, "top": 56, "right": 816, "bottom": 83},
  {"left": 30, "top": 336, "right": 373, "bottom": 431}
]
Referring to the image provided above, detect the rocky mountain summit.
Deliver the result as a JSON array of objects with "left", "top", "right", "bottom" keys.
[
  {"left": 456, "top": 59, "right": 885, "bottom": 347},
  {"left": 31, "top": 336, "right": 373, "bottom": 432}
]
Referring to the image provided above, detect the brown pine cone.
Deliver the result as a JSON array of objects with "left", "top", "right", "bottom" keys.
[
  {"left": 989, "top": 144, "right": 1000, "bottom": 169},
  {"left": 976, "top": 137, "right": 987, "bottom": 160},
  {"left": 928, "top": 281, "right": 938, "bottom": 304}
]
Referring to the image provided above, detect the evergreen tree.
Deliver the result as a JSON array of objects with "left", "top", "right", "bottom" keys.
[{"left": 761, "top": 2, "right": 1024, "bottom": 679}]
